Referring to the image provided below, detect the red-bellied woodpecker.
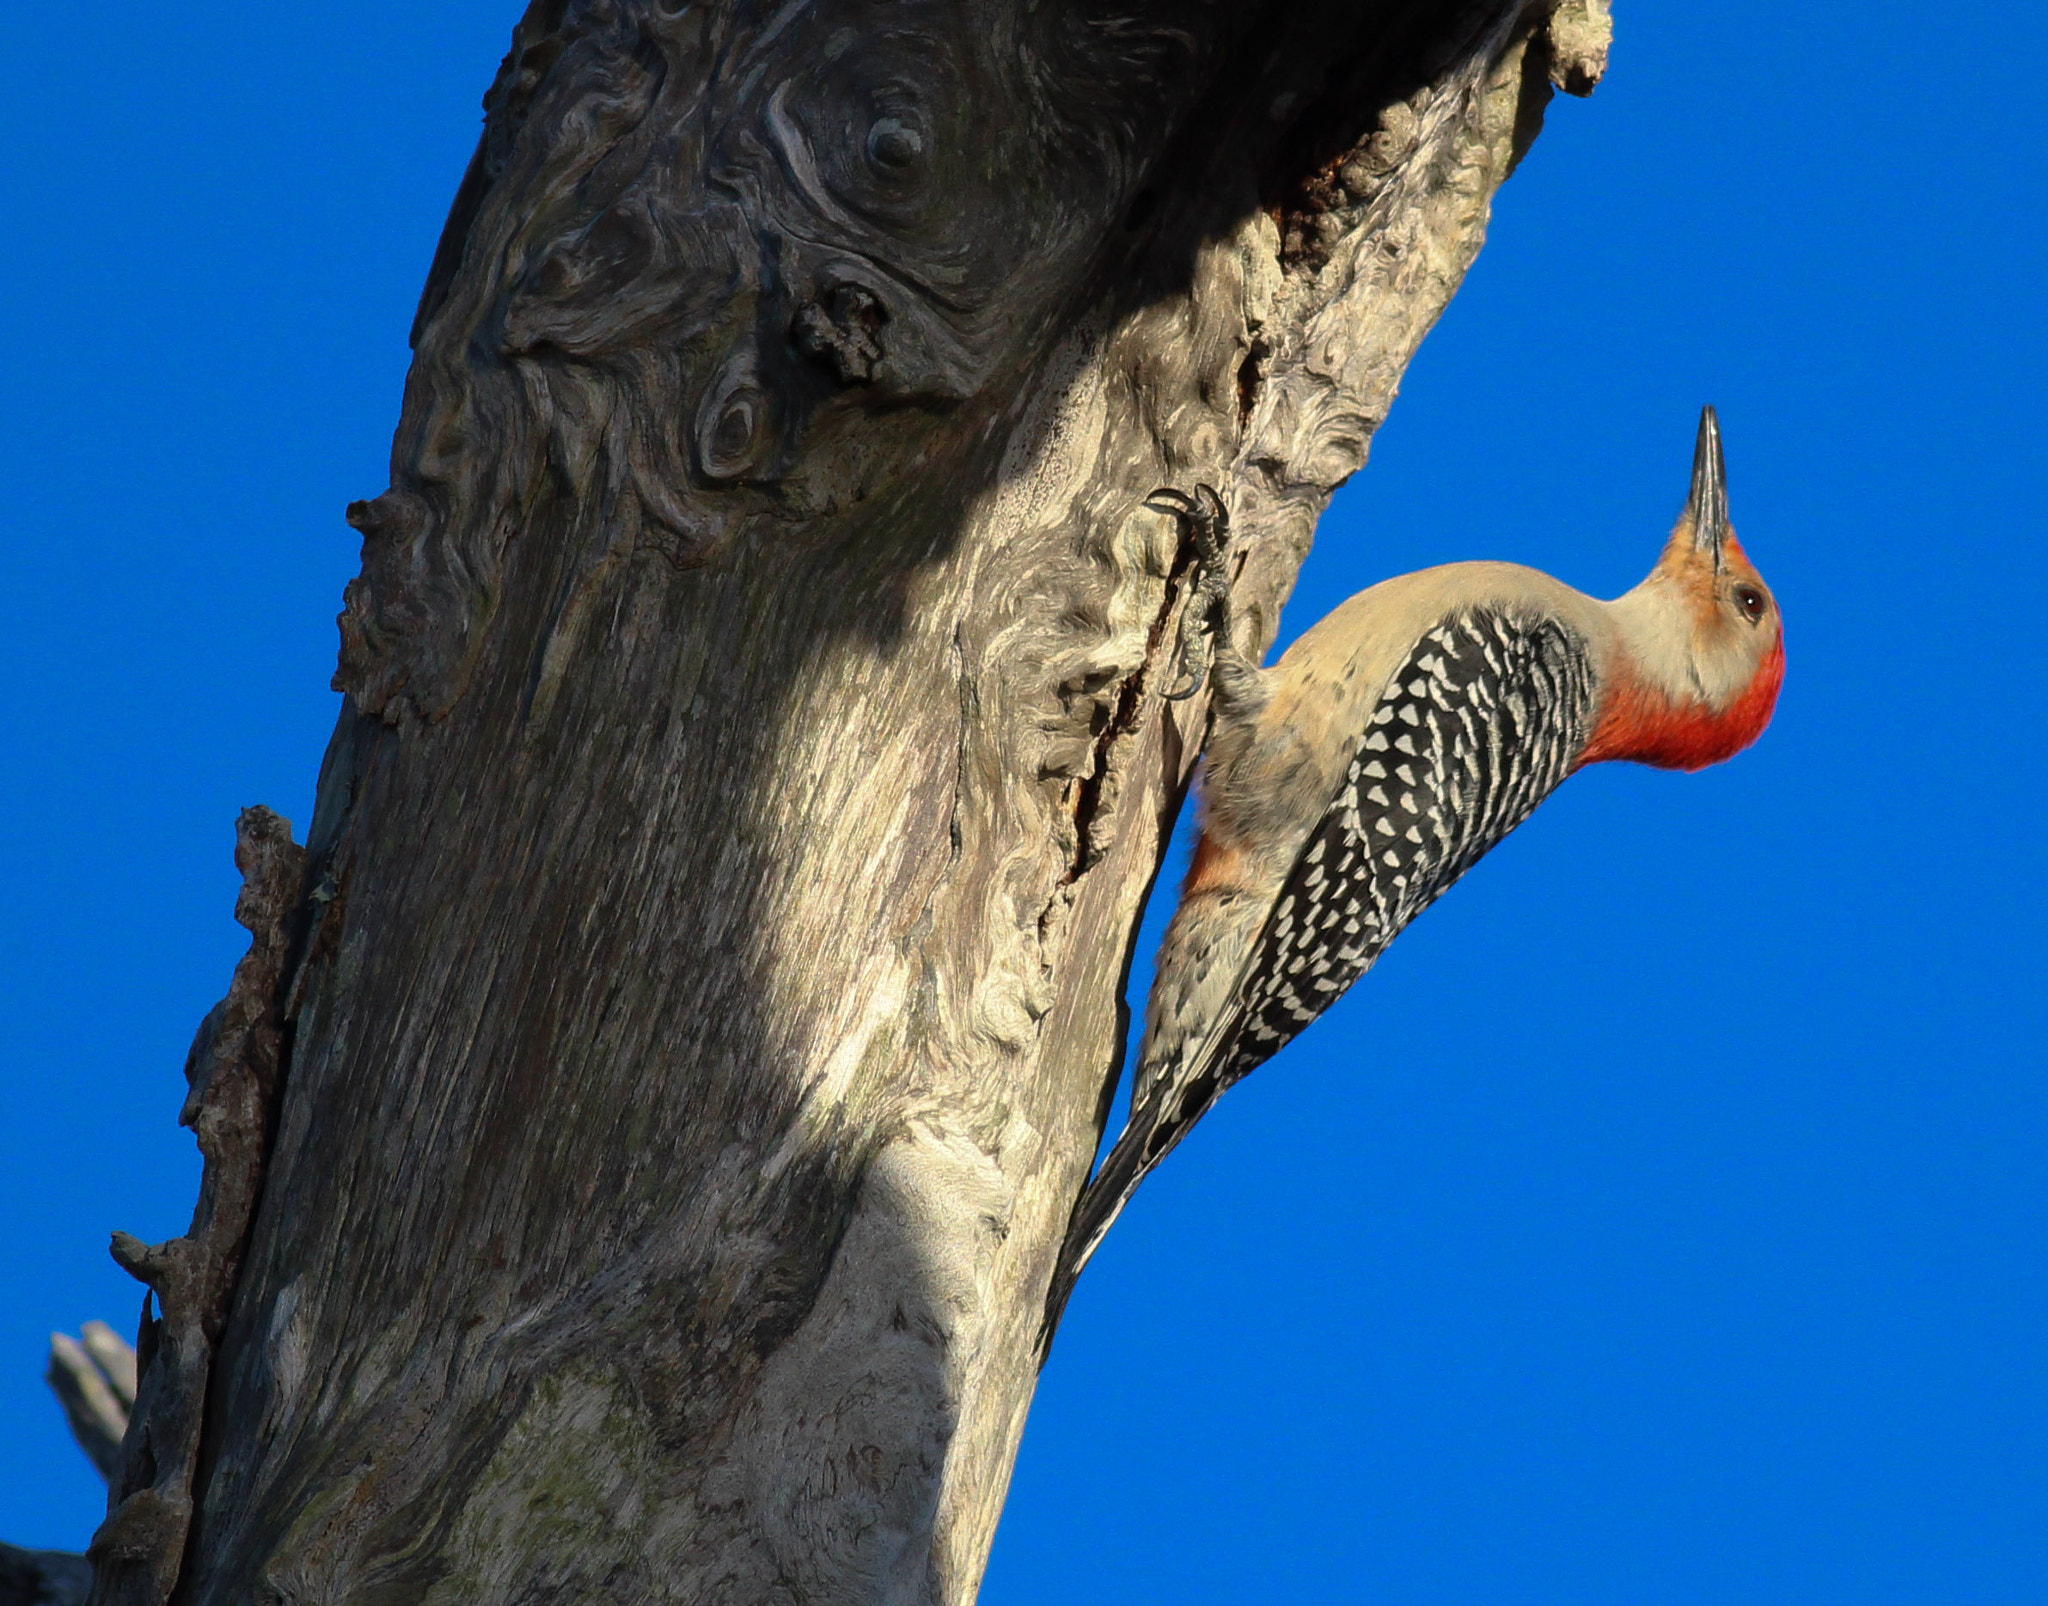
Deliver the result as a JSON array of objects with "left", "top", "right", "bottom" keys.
[{"left": 1045, "top": 407, "right": 1784, "bottom": 1337}]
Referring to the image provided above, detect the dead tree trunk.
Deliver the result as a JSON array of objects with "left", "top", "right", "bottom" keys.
[{"left": 86, "top": 2, "right": 1608, "bottom": 1601}]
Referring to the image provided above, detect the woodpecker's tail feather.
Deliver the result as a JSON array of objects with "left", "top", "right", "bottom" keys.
[
  {"left": 1038, "top": 1122, "right": 1148, "bottom": 1358},
  {"left": 1037, "top": 1039, "right": 1243, "bottom": 1360}
]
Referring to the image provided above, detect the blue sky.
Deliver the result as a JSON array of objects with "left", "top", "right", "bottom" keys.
[{"left": 3, "top": 5, "right": 2044, "bottom": 1601}]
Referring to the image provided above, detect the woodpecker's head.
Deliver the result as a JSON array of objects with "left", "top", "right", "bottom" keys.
[{"left": 1581, "top": 407, "right": 1785, "bottom": 771}]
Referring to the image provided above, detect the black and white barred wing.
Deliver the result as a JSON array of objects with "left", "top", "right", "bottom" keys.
[
  {"left": 1044, "top": 609, "right": 1599, "bottom": 1344},
  {"left": 1214, "top": 606, "right": 1598, "bottom": 1087}
]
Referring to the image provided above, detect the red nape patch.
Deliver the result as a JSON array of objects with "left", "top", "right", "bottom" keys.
[{"left": 1578, "top": 635, "right": 1785, "bottom": 772}]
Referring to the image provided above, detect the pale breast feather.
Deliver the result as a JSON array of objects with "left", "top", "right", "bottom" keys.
[{"left": 1211, "top": 606, "right": 1597, "bottom": 1093}]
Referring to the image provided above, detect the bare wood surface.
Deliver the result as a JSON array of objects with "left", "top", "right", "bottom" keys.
[{"left": 82, "top": 3, "right": 1610, "bottom": 1602}]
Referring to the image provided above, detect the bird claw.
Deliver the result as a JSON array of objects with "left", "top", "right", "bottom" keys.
[
  {"left": 1146, "top": 484, "right": 1234, "bottom": 700},
  {"left": 1166, "top": 633, "right": 1215, "bottom": 701},
  {"left": 1144, "top": 485, "right": 1229, "bottom": 569},
  {"left": 1142, "top": 485, "right": 1199, "bottom": 520}
]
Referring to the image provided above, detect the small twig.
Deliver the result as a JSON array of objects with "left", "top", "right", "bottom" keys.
[{"left": 47, "top": 1320, "right": 138, "bottom": 1482}]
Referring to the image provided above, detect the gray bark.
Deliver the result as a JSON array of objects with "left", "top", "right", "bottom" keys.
[{"left": 79, "top": 2, "right": 1610, "bottom": 1602}]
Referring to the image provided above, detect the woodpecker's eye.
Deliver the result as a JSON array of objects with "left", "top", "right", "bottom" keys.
[{"left": 1733, "top": 584, "right": 1767, "bottom": 624}]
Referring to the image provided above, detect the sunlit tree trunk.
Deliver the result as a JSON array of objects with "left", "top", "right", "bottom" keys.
[{"left": 80, "top": 3, "right": 1608, "bottom": 1602}]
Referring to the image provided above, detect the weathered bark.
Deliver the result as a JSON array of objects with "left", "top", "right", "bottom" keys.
[
  {"left": 86, "top": 2, "right": 1608, "bottom": 1602},
  {"left": 90, "top": 810, "right": 301, "bottom": 1604}
]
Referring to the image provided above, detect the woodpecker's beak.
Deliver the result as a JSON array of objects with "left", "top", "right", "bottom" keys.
[{"left": 1687, "top": 405, "right": 1730, "bottom": 571}]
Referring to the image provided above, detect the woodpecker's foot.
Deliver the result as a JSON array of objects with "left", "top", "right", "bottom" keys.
[{"left": 1145, "top": 484, "right": 1234, "bottom": 701}]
